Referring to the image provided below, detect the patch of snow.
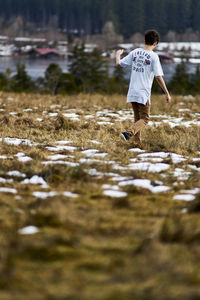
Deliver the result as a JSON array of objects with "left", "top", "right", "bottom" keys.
[
  {"left": 173, "top": 194, "right": 195, "bottom": 201},
  {"left": 8, "top": 170, "right": 26, "bottom": 177},
  {"left": 23, "top": 108, "right": 32, "bottom": 112},
  {"left": 55, "top": 141, "right": 72, "bottom": 145},
  {"left": 129, "top": 148, "right": 146, "bottom": 153},
  {"left": 119, "top": 179, "right": 170, "bottom": 193},
  {"left": 0, "top": 187, "right": 17, "bottom": 194},
  {"left": 0, "top": 155, "right": 9, "bottom": 159},
  {"left": 18, "top": 156, "right": 32, "bottom": 162},
  {"left": 62, "top": 191, "right": 78, "bottom": 198},
  {"left": 128, "top": 162, "right": 169, "bottom": 172},
  {"left": 103, "top": 190, "right": 127, "bottom": 198},
  {"left": 87, "top": 169, "right": 103, "bottom": 177},
  {"left": 48, "top": 113, "right": 58, "bottom": 117},
  {"left": 47, "top": 154, "right": 67, "bottom": 160},
  {"left": 0, "top": 137, "right": 37, "bottom": 146},
  {"left": 172, "top": 168, "right": 191, "bottom": 180},
  {"left": 21, "top": 175, "right": 48, "bottom": 188},
  {"left": 188, "top": 164, "right": 200, "bottom": 171},
  {"left": 81, "top": 149, "right": 99, "bottom": 156},
  {"left": 79, "top": 158, "right": 102, "bottom": 164},
  {"left": 42, "top": 161, "right": 79, "bottom": 167},
  {"left": 33, "top": 191, "right": 58, "bottom": 199},
  {"left": 180, "top": 188, "right": 200, "bottom": 195},
  {"left": 46, "top": 145, "right": 77, "bottom": 152},
  {"left": 19, "top": 226, "right": 39, "bottom": 235},
  {"left": 90, "top": 140, "right": 101, "bottom": 145},
  {"left": 102, "top": 184, "right": 120, "bottom": 190}
]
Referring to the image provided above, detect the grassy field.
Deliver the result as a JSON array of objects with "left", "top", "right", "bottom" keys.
[{"left": 0, "top": 92, "right": 200, "bottom": 300}]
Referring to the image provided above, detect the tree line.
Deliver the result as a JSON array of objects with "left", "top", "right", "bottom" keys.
[
  {"left": 0, "top": 45, "right": 199, "bottom": 96},
  {"left": 0, "top": 0, "right": 199, "bottom": 38}
]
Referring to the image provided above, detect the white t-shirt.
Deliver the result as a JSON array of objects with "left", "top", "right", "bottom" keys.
[{"left": 119, "top": 48, "right": 163, "bottom": 105}]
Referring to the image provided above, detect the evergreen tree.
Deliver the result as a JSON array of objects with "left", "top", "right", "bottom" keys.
[
  {"left": 169, "top": 62, "right": 190, "bottom": 94},
  {"left": 11, "top": 64, "right": 34, "bottom": 92},
  {"left": 45, "top": 63, "right": 62, "bottom": 95}
]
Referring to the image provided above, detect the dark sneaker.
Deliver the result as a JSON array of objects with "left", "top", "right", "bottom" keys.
[{"left": 120, "top": 132, "right": 131, "bottom": 141}]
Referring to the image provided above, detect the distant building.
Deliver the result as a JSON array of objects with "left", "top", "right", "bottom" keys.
[
  {"left": 158, "top": 53, "right": 174, "bottom": 63},
  {"left": 0, "top": 44, "right": 15, "bottom": 56},
  {"left": 28, "top": 48, "right": 59, "bottom": 58}
]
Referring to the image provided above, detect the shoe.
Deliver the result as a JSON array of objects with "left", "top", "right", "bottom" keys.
[{"left": 120, "top": 132, "right": 131, "bottom": 141}]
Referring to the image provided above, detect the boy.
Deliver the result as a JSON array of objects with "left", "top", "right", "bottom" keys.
[{"left": 116, "top": 29, "right": 171, "bottom": 145}]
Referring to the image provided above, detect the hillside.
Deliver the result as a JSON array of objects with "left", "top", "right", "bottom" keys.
[{"left": 0, "top": 92, "right": 199, "bottom": 299}]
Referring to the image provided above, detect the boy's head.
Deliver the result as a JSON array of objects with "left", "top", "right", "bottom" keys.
[{"left": 144, "top": 30, "right": 160, "bottom": 46}]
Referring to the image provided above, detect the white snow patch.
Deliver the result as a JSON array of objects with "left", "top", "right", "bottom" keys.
[
  {"left": 102, "top": 184, "right": 120, "bottom": 190},
  {"left": 19, "top": 226, "right": 39, "bottom": 235},
  {"left": 173, "top": 194, "right": 195, "bottom": 201},
  {"left": 188, "top": 164, "right": 200, "bottom": 171},
  {"left": 103, "top": 190, "right": 127, "bottom": 198},
  {"left": 129, "top": 148, "right": 145, "bottom": 153},
  {"left": 55, "top": 141, "right": 72, "bottom": 145},
  {"left": 8, "top": 170, "right": 26, "bottom": 178},
  {"left": 33, "top": 191, "right": 58, "bottom": 199},
  {"left": 180, "top": 188, "right": 200, "bottom": 195},
  {"left": 21, "top": 175, "right": 48, "bottom": 188},
  {"left": 87, "top": 169, "right": 103, "bottom": 177},
  {"left": 46, "top": 145, "right": 77, "bottom": 152},
  {"left": 119, "top": 179, "right": 170, "bottom": 193},
  {"left": 0, "top": 137, "right": 36, "bottom": 146},
  {"left": 42, "top": 161, "right": 79, "bottom": 167},
  {"left": 47, "top": 154, "right": 68, "bottom": 160},
  {"left": 18, "top": 156, "right": 32, "bottom": 162},
  {"left": 0, "top": 187, "right": 17, "bottom": 194},
  {"left": 81, "top": 149, "right": 99, "bottom": 156},
  {"left": 90, "top": 140, "right": 101, "bottom": 145},
  {"left": 172, "top": 168, "right": 191, "bottom": 180},
  {"left": 128, "top": 162, "right": 169, "bottom": 172},
  {"left": 62, "top": 191, "right": 78, "bottom": 198}
]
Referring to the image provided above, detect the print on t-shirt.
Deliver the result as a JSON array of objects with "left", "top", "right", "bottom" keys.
[{"left": 132, "top": 50, "right": 151, "bottom": 73}]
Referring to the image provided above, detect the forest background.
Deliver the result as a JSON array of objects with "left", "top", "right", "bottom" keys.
[{"left": 0, "top": 0, "right": 200, "bottom": 41}]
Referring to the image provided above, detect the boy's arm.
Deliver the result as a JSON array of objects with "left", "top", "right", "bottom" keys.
[
  {"left": 116, "top": 49, "right": 124, "bottom": 66},
  {"left": 156, "top": 76, "right": 171, "bottom": 103}
]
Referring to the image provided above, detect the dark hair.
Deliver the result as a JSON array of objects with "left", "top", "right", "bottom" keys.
[{"left": 145, "top": 30, "right": 160, "bottom": 45}]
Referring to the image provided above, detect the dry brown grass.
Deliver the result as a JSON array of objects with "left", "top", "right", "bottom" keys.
[{"left": 0, "top": 92, "right": 199, "bottom": 299}]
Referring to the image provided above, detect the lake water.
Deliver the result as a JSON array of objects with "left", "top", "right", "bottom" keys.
[{"left": 0, "top": 56, "right": 198, "bottom": 83}]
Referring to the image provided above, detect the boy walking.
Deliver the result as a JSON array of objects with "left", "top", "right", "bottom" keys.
[{"left": 116, "top": 30, "right": 171, "bottom": 145}]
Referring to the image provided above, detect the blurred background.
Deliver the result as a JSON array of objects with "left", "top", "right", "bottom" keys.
[{"left": 0, "top": 0, "right": 199, "bottom": 94}]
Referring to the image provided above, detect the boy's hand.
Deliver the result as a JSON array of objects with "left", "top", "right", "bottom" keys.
[
  {"left": 116, "top": 49, "right": 124, "bottom": 56},
  {"left": 116, "top": 49, "right": 124, "bottom": 66},
  {"left": 166, "top": 93, "right": 171, "bottom": 103}
]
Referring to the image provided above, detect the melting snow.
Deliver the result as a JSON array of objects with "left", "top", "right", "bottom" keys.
[
  {"left": 33, "top": 191, "right": 58, "bottom": 199},
  {"left": 0, "top": 187, "right": 17, "bottom": 194},
  {"left": 128, "top": 162, "right": 169, "bottom": 172},
  {"left": 47, "top": 154, "right": 68, "bottom": 160},
  {"left": 119, "top": 179, "right": 171, "bottom": 193},
  {"left": 19, "top": 226, "right": 39, "bottom": 235},
  {"left": 129, "top": 148, "right": 146, "bottom": 153},
  {"left": 62, "top": 191, "right": 78, "bottom": 198},
  {"left": 42, "top": 161, "right": 79, "bottom": 167},
  {"left": 46, "top": 145, "right": 77, "bottom": 152},
  {"left": 90, "top": 140, "right": 101, "bottom": 145},
  {"left": 0, "top": 137, "right": 37, "bottom": 146},
  {"left": 21, "top": 175, "right": 48, "bottom": 188},
  {"left": 103, "top": 190, "right": 127, "bottom": 198},
  {"left": 18, "top": 156, "right": 32, "bottom": 162},
  {"left": 81, "top": 149, "right": 99, "bottom": 156},
  {"left": 173, "top": 194, "right": 195, "bottom": 201},
  {"left": 55, "top": 141, "right": 72, "bottom": 145},
  {"left": 8, "top": 170, "right": 26, "bottom": 177}
]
